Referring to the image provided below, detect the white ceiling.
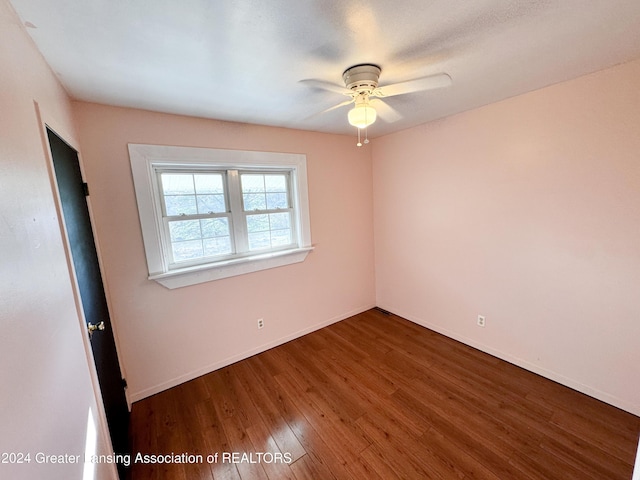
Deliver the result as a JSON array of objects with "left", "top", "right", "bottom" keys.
[{"left": 9, "top": 0, "right": 640, "bottom": 137}]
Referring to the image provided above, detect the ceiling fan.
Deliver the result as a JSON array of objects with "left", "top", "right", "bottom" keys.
[{"left": 302, "top": 64, "right": 452, "bottom": 145}]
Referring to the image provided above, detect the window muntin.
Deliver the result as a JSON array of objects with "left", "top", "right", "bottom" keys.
[
  {"left": 246, "top": 212, "right": 292, "bottom": 251},
  {"left": 240, "top": 172, "right": 294, "bottom": 252},
  {"left": 158, "top": 171, "right": 234, "bottom": 265},
  {"left": 157, "top": 168, "right": 297, "bottom": 268}
]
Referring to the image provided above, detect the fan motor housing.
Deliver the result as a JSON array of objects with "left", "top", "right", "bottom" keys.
[{"left": 343, "top": 64, "right": 381, "bottom": 92}]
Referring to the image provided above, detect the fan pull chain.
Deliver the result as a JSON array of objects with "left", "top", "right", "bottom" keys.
[{"left": 356, "top": 127, "right": 371, "bottom": 147}]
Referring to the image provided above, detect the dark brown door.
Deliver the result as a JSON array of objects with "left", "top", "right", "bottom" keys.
[{"left": 47, "top": 128, "right": 129, "bottom": 477}]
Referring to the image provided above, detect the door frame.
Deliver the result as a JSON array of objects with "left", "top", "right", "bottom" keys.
[{"left": 34, "top": 101, "right": 130, "bottom": 461}]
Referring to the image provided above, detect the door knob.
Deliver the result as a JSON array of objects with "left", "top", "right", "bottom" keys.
[{"left": 88, "top": 321, "right": 105, "bottom": 338}]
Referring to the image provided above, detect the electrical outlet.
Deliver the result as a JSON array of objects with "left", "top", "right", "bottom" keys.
[
  {"left": 257, "top": 318, "right": 264, "bottom": 329},
  {"left": 477, "top": 315, "right": 486, "bottom": 327}
]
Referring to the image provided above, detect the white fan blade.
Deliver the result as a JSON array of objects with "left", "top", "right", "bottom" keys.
[
  {"left": 318, "top": 98, "right": 354, "bottom": 115},
  {"left": 374, "top": 73, "right": 452, "bottom": 97},
  {"left": 299, "top": 79, "right": 352, "bottom": 95},
  {"left": 370, "top": 98, "right": 402, "bottom": 123}
]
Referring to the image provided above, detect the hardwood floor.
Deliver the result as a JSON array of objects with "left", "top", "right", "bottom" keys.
[{"left": 128, "top": 309, "right": 640, "bottom": 479}]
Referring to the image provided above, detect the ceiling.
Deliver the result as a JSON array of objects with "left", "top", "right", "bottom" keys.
[{"left": 9, "top": 0, "right": 640, "bottom": 137}]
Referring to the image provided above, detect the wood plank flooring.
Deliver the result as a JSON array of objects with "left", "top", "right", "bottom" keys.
[{"left": 127, "top": 309, "right": 640, "bottom": 479}]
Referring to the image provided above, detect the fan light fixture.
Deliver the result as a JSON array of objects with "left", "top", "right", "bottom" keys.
[
  {"left": 348, "top": 99, "right": 377, "bottom": 129},
  {"left": 347, "top": 94, "right": 376, "bottom": 146}
]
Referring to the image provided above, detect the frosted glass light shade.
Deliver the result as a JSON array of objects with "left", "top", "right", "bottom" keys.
[{"left": 348, "top": 104, "right": 377, "bottom": 128}]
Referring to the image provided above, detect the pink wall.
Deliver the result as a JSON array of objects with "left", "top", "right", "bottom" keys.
[
  {"left": 72, "top": 103, "right": 376, "bottom": 401},
  {"left": 373, "top": 59, "right": 640, "bottom": 415},
  {"left": 4, "top": 1, "right": 637, "bottom": 471},
  {"left": 0, "top": 1, "right": 116, "bottom": 478}
]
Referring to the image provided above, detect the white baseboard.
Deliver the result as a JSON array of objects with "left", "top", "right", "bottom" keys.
[
  {"left": 633, "top": 437, "right": 640, "bottom": 480},
  {"left": 127, "top": 303, "right": 376, "bottom": 403},
  {"left": 378, "top": 303, "right": 640, "bottom": 417}
]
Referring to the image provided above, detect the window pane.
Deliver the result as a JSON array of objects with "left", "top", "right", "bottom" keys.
[
  {"left": 168, "top": 220, "right": 201, "bottom": 241},
  {"left": 241, "top": 174, "right": 265, "bottom": 193},
  {"left": 243, "top": 193, "right": 266, "bottom": 211},
  {"left": 271, "top": 229, "right": 292, "bottom": 247},
  {"left": 194, "top": 174, "right": 224, "bottom": 194},
  {"left": 203, "top": 237, "right": 232, "bottom": 256},
  {"left": 242, "top": 174, "right": 288, "bottom": 211},
  {"left": 265, "top": 174, "right": 287, "bottom": 192},
  {"left": 201, "top": 218, "right": 230, "bottom": 238},
  {"left": 269, "top": 212, "right": 290, "bottom": 230},
  {"left": 161, "top": 169, "right": 297, "bottom": 258},
  {"left": 248, "top": 231, "right": 271, "bottom": 250},
  {"left": 165, "top": 195, "right": 197, "bottom": 216},
  {"left": 161, "top": 174, "right": 194, "bottom": 194},
  {"left": 172, "top": 239, "right": 203, "bottom": 262},
  {"left": 246, "top": 214, "right": 269, "bottom": 233},
  {"left": 245, "top": 212, "right": 292, "bottom": 251},
  {"left": 266, "top": 192, "right": 288, "bottom": 209},
  {"left": 197, "top": 194, "right": 226, "bottom": 214}
]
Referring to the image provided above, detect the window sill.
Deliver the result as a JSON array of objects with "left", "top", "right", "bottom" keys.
[{"left": 148, "top": 246, "right": 314, "bottom": 289}]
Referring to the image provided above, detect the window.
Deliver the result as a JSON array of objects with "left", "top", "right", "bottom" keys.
[{"left": 129, "top": 144, "right": 312, "bottom": 288}]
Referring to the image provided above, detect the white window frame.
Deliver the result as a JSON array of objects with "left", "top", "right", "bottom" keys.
[{"left": 129, "top": 144, "right": 313, "bottom": 289}]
